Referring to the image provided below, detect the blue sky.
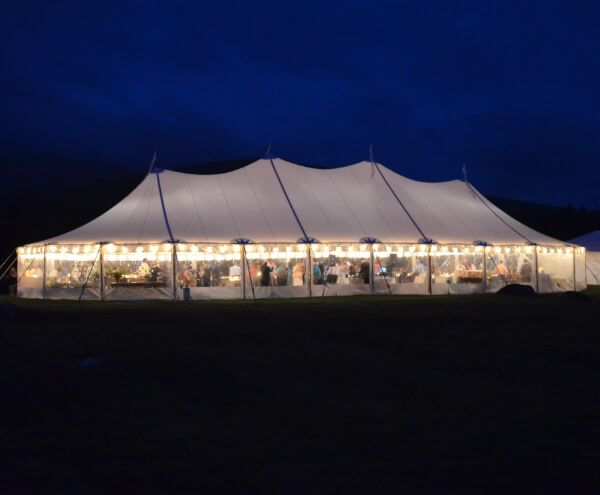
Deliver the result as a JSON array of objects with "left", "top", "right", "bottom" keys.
[{"left": 2, "top": 1, "right": 599, "bottom": 207}]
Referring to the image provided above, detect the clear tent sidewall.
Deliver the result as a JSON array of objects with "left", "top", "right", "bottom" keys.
[{"left": 16, "top": 242, "right": 586, "bottom": 301}]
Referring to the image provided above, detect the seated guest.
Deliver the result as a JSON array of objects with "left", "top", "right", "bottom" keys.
[
  {"left": 150, "top": 260, "right": 163, "bottom": 281},
  {"left": 138, "top": 258, "right": 151, "bottom": 279},
  {"left": 413, "top": 258, "right": 425, "bottom": 275}
]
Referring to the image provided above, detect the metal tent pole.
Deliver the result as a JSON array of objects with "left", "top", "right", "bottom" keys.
[
  {"left": 43, "top": 245, "right": 47, "bottom": 300},
  {"left": 573, "top": 248, "right": 577, "bottom": 292},
  {"left": 482, "top": 247, "right": 487, "bottom": 294},
  {"left": 427, "top": 245, "right": 433, "bottom": 296},
  {"left": 100, "top": 244, "right": 105, "bottom": 301},
  {"left": 307, "top": 244, "right": 312, "bottom": 298},
  {"left": 172, "top": 243, "right": 177, "bottom": 301},
  {"left": 584, "top": 248, "right": 587, "bottom": 287},
  {"left": 370, "top": 244, "right": 375, "bottom": 295},
  {"left": 534, "top": 246, "right": 539, "bottom": 293},
  {"left": 241, "top": 245, "right": 247, "bottom": 300}
]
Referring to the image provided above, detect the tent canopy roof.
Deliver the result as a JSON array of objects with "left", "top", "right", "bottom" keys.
[
  {"left": 569, "top": 231, "right": 600, "bottom": 251},
  {"left": 32, "top": 158, "right": 568, "bottom": 247}
]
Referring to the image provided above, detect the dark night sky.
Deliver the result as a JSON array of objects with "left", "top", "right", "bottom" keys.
[{"left": 2, "top": 1, "right": 599, "bottom": 207}]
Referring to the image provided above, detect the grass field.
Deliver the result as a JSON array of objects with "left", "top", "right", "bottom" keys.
[{"left": 2, "top": 290, "right": 600, "bottom": 494}]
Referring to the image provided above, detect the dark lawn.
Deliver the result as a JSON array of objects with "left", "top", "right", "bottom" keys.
[{"left": 1, "top": 291, "right": 600, "bottom": 494}]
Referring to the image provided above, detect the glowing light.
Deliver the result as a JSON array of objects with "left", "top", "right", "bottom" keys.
[
  {"left": 246, "top": 245, "right": 253, "bottom": 252},
  {"left": 219, "top": 245, "right": 227, "bottom": 253},
  {"left": 178, "top": 244, "right": 186, "bottom": 251},
  {"left": 206, "top": 246, "right": 213, "bottom": 253},
  {"left": 495, "top": 247, "right": 501, "bottom": 253},
  {"left": 409, "top": 246, "right": 416, "bottom": 253},
  {"left": 558, "top": 248, "right": 562, "bottom": 254},
  {"left": 360, "top": 245, "right": 367, "bottom": 252},
  {"left": 18, "top": 247, "right": 25, "bottom": 254},
  {"left": 273, "top": 247, "right": 279, "bottom": 253},
  {"left": 431, "top": 245, "right": 437, "bottom": 252},
  {"left": 60, "top": 247, "right": 67, "bottom": 254},
  {"left": 150, "top": 245, "right": 158, "bottom": 253},
  {"left": 84, "top": 245, "right": 91, "bottom": 253},
  {"left": 136, "top": 246, "right": 143, "bottom": 253},
  {"left": 191, "top": 245, "right": 199, "bottom": 252},
  {"left": 259, "top": 245, "right": 265, "bottom": 253},
  {"left": 505, "top": 247, "right": 510, "bottom": 254},
  {"left": 515, "top": 247, "right": 521, "bottom": 253},
  {"left": 348, "top": 246, "right": 354, "bottom": 252},
  {"left": 106, "top": 244, "right": 116, "bottom": 253},
  {"left": 121, "top": 246, "right": 128, "bottom": 253},
  {"left": 453, "top": 247, "right": 458, "bottom": 253},
  {"left": 73, "top": 247, "right": 80, "bottom": 254},
  {"left": 286, "top": 246, "right": 292, "bottom": 253},
  {"left": 475, "top": 246, "right": 482, "bottom": 252},
  {"left": 386, "top": 245, "right": 392, "bottom": 253},
  {"left": 26, "top": 247, "right": 32, "bottom": 254},
  {"left": 525, "top": 246, "right": 533, "bottom": 254},
  {"left": 233, "top": 245, "right": 240, "bottom": 252}
]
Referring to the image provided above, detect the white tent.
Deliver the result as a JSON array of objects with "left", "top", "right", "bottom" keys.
[
  {"left": 17, "top": 158, "right": 586, "bottom": 300},
  {"left": 569, "top": 231, "right": 600, "bottom": 285}
]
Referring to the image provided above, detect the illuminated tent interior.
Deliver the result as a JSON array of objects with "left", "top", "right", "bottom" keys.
[
  {"left": 17, "top": 158, "right": 586, "bottom": 300},
  {"left": 569, "top": 231, "right": 600, "bottom": 285}
]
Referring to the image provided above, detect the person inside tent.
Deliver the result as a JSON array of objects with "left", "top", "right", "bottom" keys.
[
  {"left": 260, "top": 260, "right": 272, "bottom": 287},
  {"left": 150, "top": 260, "right": 163, "bottom": 282},
  {"left": 359, "top": 259, "right": 370, "bottom": 284},
  {"left": 312, "top": 259, "right": 323, "bottom": 284},
  {"left": 138, "top": 258, "right": 151, "bottom": 280},
  {"left": 293, "top": 261, "right": 304, "bottom": 286},
  {"left": 229, "top": 262, "right": 241, "bottom": 278},
  {"left": 495, "top": 260, "right": 509, "bottom": 277},
  {"left": 520, "top": 258, "right": 532, "bottom": 282},
  {"left": 177, "top": 264, "right": 196, "bottom": 287}
]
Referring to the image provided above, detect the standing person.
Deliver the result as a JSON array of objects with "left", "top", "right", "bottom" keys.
[
  {"left": 520, "top": 258, "right": 532, "bottom": 282},
  {"left": 359, "top": 259, "right": 370, "bottom": 284},
  {"left": 260, "top": 261, "right": 272, "bottom": 287},
  {"left": 7, "top": 266, "right": 17, "bottom": 296},
  {"left": 293, "top": 261, "right": 304, "bottom": 286},
  {"left": 312, "top": 260, "right": 323, "bottom": 284}
]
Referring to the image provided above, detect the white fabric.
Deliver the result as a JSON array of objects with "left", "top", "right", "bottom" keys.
[
  {"left": 36, "top": 158, "right": 568, "bottom": 247},
  {"left": 586, "top": 252, "right": 600, "bottom": 285}
]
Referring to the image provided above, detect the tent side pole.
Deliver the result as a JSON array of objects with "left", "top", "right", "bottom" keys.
[
  {"left": 572, "top": 248, "right": 577, "bottom": 291},
  {"left": 100, "top": 244, "right": 104, "bottom": 301},
  {"left": 307, "top": 245, "right": 312, "bottom": 298},
  {"left": 584, "top": 248, "right": 587, "bottom": 287},
  {"left": 172, "top": 244, "right": 177, "bottom": 301},
  {"left": 241, "top": 246, "right": 246, "bottom": 300},
  {"left": 427, "top": 245, "right": 432, "bottom": 296},
  {"left": 482, "top": 247, "right": 487, "bottom": 294},
  {"left": 534, "top": 247, "right": 539, "bottom": 293},
  {"left": 43, "top": 245, "right": 47, "bottom": 300},
  {"left": 370, "top": 244, "right": 375, "bottom": 296}
]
